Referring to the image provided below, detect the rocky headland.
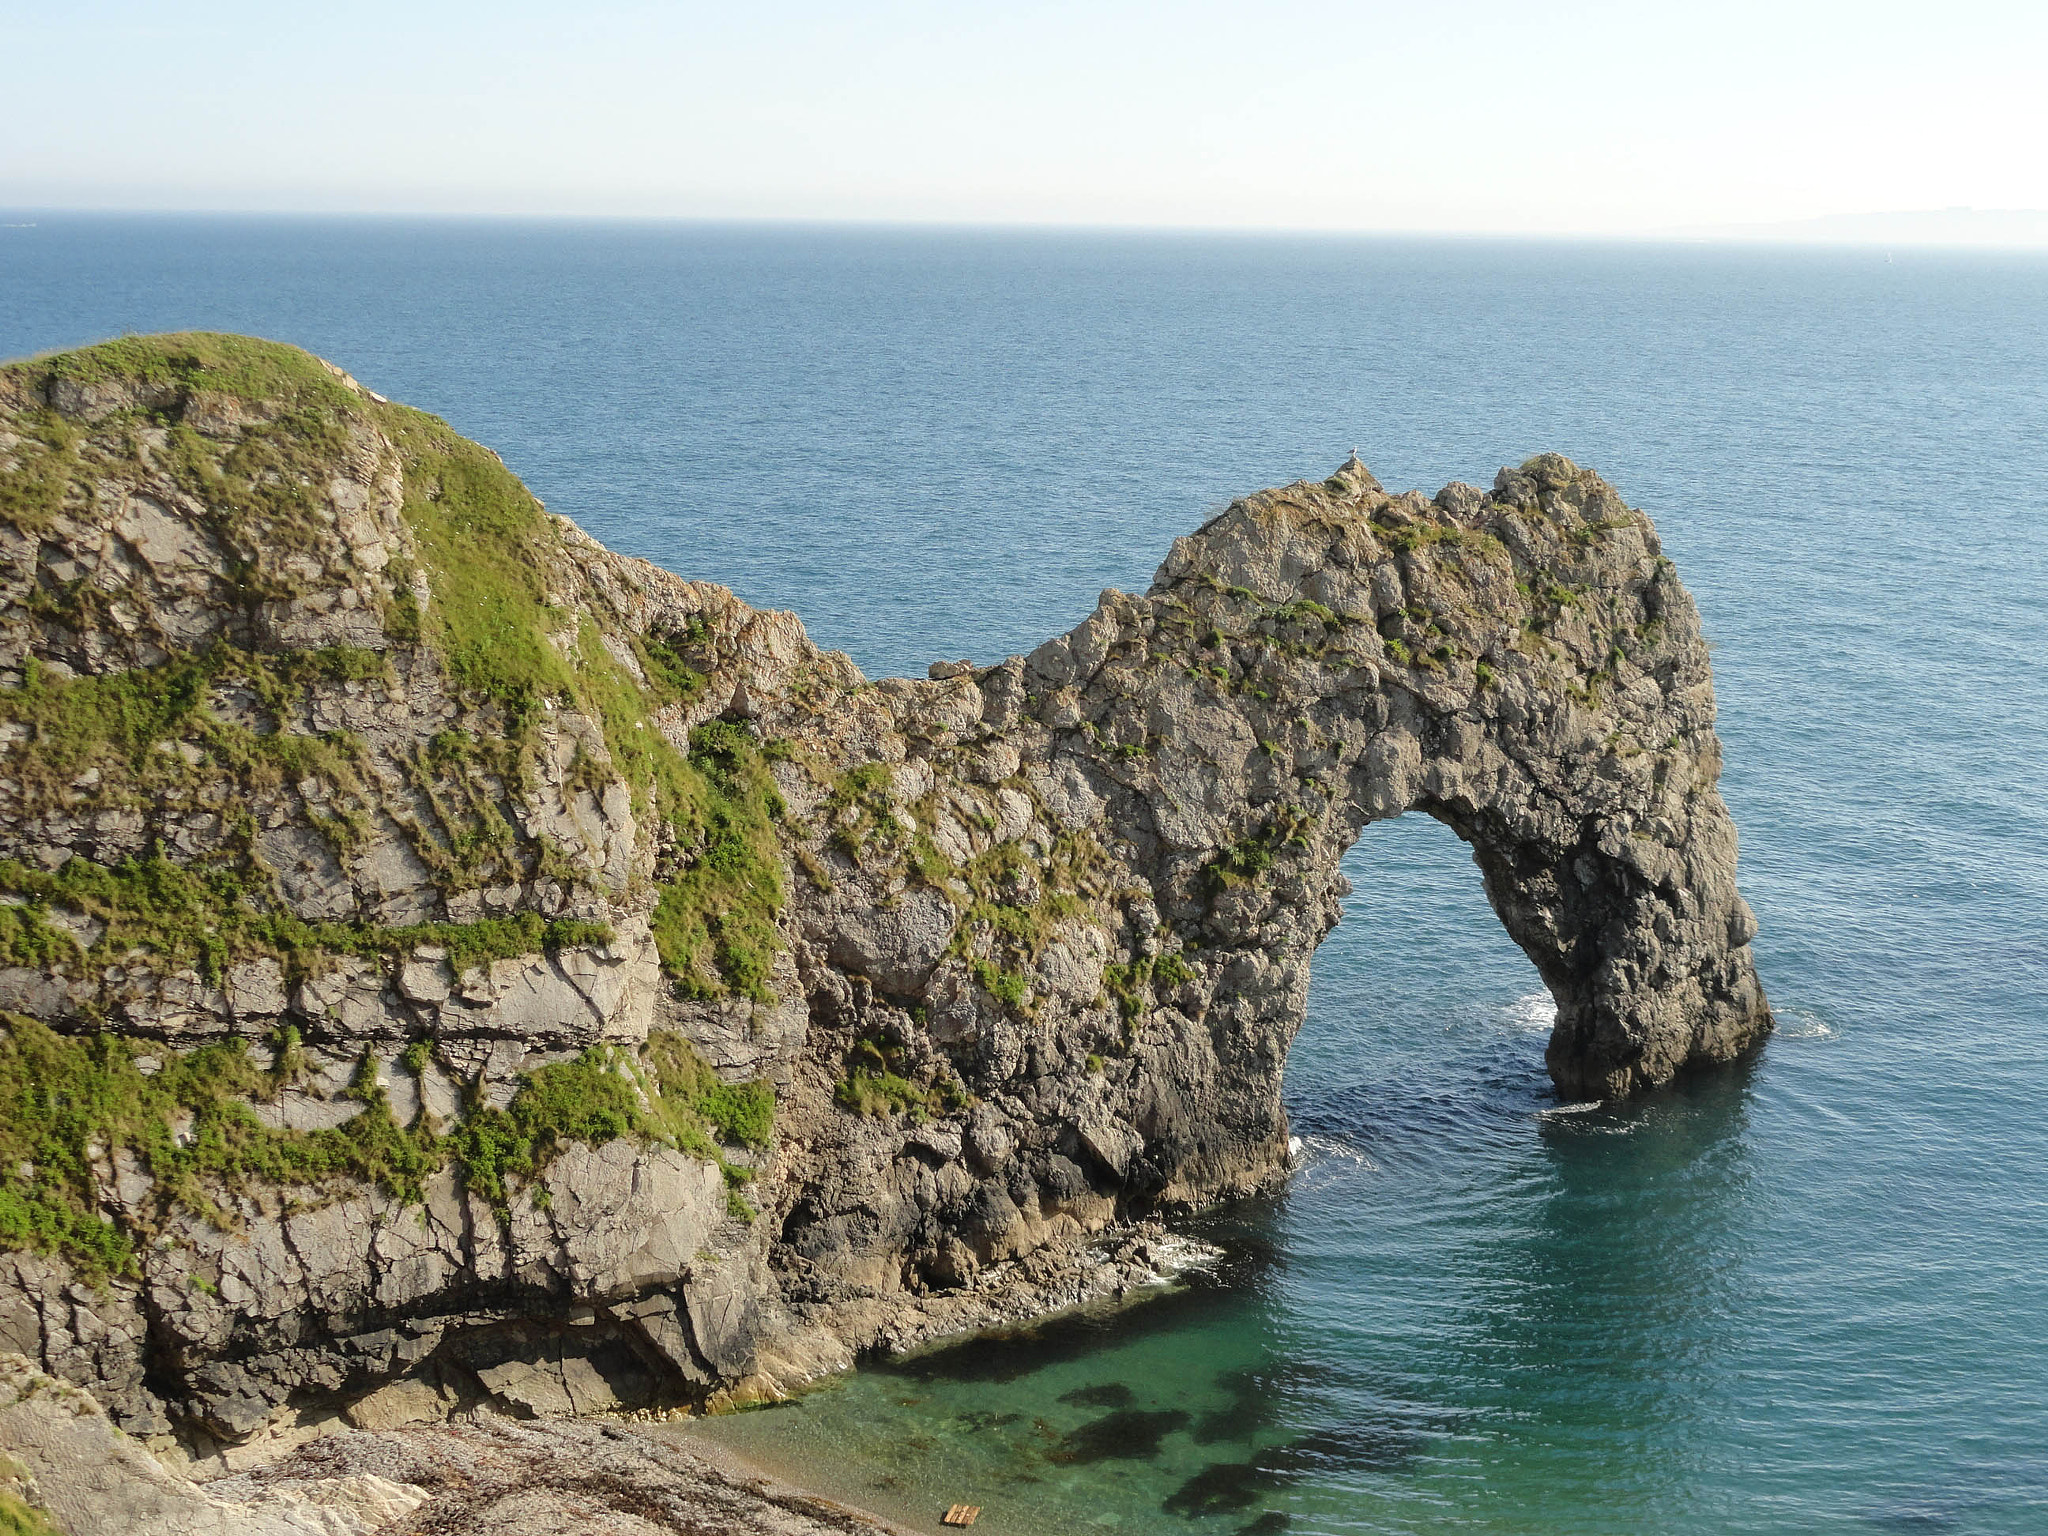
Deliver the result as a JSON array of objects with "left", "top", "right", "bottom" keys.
[{"left": 0, "top": 334, "right": 1769, "bottom": 1528}]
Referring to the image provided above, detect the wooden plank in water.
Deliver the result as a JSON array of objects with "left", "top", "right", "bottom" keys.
[{"left": 942, "top": 1505, "right": 981, "bottom": 1527}]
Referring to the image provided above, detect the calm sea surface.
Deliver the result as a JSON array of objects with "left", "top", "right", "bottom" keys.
[{"left": 5, "top": 218, "right": 2046, "bottom": 1534}]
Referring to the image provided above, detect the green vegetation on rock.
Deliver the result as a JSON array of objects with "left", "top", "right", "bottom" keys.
[
  {"left": 443, "top": 1047, "right": 644, "bottom": 1212},
  {"left": 937, "top": 829, "right": 1109, "bottom": 1003},
  {"left": 0, "top": 848, "right": 609, "bottom": 988},
  {"left": 0, "top": 648, "right": 382, "bottom": 810},
  {"left": 0, "top": 1016, "right": 438, "bottom": 1279},
  {"left": 385, "top": 407, "right": 577, "bottom": 726},
  {"left": 824, "top": 762, "right": 903, "bottom": 863},
  {"left": 1206, "top": 805, "right": 1315, "bottom": 895},
  {"left": 833, "top": 1037, "right": 968, "bottom": 1121},
  {"left": 379, "top": 409, "right": 787, "bottom": 1003},
  {"left": 640, "top": 1029, "right": 774, "bottom": 1151},
  {"left": 32, "top": 332, "right": 362, "bottom": 410},
  {"left": 970, "top": 958, "right": 1029, "bottom": 1010},
  {"left": 0, "top": 1485, "right": 59, "bottom": 1536},
  {"left": 0, "top": 412, "right": 81, "bottom": 535},
  {"left": 0, "top": 334, "right": 796, "bottom": 1264},
  {"left": 1101, "top": 949, "right": 1197, "bottom": 1024},
  {"left": 0, "top": 1014, "right": 771, "bottom": 1275},
  {"left": 648, "top": 722, "right": 787, "bottom": 1003},
  {"left": 430, "top": 1030, "right": 769, "bottom": 1216}
]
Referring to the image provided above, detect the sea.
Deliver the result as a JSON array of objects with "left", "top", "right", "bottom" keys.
[{"left": 4, "top": 217, "right": 2045, "bottom": 1535}]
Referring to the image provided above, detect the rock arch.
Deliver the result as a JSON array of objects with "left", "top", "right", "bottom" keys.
[
  {"left": 826, "top": 452, "right": 1775, "bottom": 1218},
  {"left": 0, "top": 334, "right": 1771, "bottom": 1429}
]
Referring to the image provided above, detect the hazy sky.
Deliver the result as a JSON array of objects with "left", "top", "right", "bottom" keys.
[{"left": 4, "top": 0, "right": 2045, "bottom": 234}]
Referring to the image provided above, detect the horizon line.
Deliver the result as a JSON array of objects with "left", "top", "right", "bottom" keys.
[{"left": 5, "top": 204, "right": 2048, "bottom": 253}]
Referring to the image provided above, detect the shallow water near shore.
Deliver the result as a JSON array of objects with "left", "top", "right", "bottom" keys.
[
  {"left": 698, "top": 816, "right": 2047, "bottom": 1536},
  {"left": 6, "top": 220, "right": 2047, "bottom": 1532}
]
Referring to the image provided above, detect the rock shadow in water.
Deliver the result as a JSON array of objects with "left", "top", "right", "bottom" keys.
[
  {"left": 877, "top": 1232, "right": 1264, "bottom": 1387},
  {"left": 1163, "top": 1459, "right": 1276, "bottom": 1518},
  {"left": 1192, "top": 1362, "right": 1347, "bottom": 1446},
  {"left": 1049, "top": 1409, "right": 1192, "bottom": 1464},
  {"left": 1164, "top": 1423, "right": 1417, "bottom": 1519},
  {"left": 1192, "top": 1369, "right": 1270, "bottom": 1446},
  {"left": 1256, "top": 1423, "right": 1415, "bottom": 1474}
]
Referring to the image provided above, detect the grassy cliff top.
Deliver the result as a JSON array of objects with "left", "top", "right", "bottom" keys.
[{"left": 3, "top": 330, "right": 368, "bottom": 413}]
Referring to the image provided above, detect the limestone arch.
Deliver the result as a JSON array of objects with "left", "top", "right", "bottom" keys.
[{"left": 1011, "top": 452, "right": 1771, "bottom": 1131}]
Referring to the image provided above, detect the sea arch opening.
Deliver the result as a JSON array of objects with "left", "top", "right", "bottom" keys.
[{"left": 1284, "top": 812, "right": 1559, "bottom": 1152}]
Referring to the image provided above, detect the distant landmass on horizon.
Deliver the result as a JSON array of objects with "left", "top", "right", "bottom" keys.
[{"left": 1675, "top": 206, "right": 2048, "bottom": 247}]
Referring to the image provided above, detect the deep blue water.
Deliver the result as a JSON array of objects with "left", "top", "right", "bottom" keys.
[{"left": 5, "top": 217, "right": 2046, "bottom": 1534}]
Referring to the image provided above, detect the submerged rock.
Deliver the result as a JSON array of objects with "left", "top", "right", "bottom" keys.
[{"left": 0, "top": 336, "right": 1769, "bottom": 1454}]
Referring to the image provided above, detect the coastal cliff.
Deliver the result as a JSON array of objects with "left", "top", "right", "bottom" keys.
[{"left": 0, "top": 334, "right": 1769, "bottom": 1462}]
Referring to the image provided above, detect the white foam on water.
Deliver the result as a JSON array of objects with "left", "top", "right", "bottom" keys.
[
  {"left": 1293, "top": 1133, "right": 1378, "bottom": 1173},
  {"left": 1505, "top": 992, "right": 1558, "bottom": 1033},
  {"left": 1133, "top": 1232, "right": 1224, "bottom": 1281},
  {"left": 1776, "top": 1007, "right": 1838, "bottom": 1040},
  {"left": 1538, "top": 1100, "right": 1604, "bottom": 1119}
]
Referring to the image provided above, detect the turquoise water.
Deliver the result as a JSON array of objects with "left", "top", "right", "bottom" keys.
[{"left": 5, "top": 220, "right": 2046, "bottom": 1532}]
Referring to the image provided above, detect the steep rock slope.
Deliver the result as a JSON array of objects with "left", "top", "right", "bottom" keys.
[{"left": 0, "top": 335, "right": 1769, "bottom": 1452}]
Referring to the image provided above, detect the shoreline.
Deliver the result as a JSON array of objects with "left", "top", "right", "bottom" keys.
[
  {"left": 0, "top": 1349, "right": 956, "bottom": 1536},
  {"left": 649, "top": 1422, "right": 945, "bottom": 1536},
  {"left": 1, "top": 1231, "right": 1232, "bottom": 1534},
  {"left": 667, "top": 1246, "right": 1231, "bottom": 1536}
]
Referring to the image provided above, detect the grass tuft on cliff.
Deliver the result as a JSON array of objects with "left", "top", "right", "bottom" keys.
[{"left": 0, "top": 1481, "right": 60, "bottom": 1536}]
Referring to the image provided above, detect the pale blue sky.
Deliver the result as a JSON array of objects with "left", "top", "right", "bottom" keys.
[{"left": 3, "top": 1, "right": 2044, "bottom": 235}]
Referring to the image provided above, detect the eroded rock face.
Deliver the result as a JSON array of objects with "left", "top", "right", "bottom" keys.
[{"left": 0, "top": 336, "right": 1768, "bottom": 1453}]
